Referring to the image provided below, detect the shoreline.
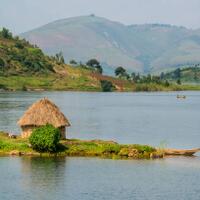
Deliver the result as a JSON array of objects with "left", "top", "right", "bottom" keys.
[
  {"left": 0, "top": 132, "right": 163, "bottom": 159},
  {"left": 1, "top": 75, "right": 200, "bottom": 92},
  {"left": 0, "top": 132, "right": 199, "bottom": 159},
  {"left": 1, "top": 88, "right": 200, "bottom": 93}
]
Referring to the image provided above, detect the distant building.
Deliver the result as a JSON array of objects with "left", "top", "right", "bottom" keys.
[{"left": 17, "top": 98, "right": 70, "bottom": 139}]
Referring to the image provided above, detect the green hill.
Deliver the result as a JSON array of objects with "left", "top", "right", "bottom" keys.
[
  {"left": 0, "top": 28, "right": 55, "bottom": 76},
  {"left": 162, "top": 65, "right": 200, "bottom": 83},
  {"left": 0, "top": 28, "right": 135, "bottom": 91},
  {"left": 20, "top": 15, "right": 200, "bottom": 74}
]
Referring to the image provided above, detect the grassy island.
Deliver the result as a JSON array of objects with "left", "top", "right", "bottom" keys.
[{"left": 0, "top": 132, "right": 163, "bottom": 159}]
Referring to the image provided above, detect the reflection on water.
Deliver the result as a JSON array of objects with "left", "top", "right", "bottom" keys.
[
  {"left": 0, "top": 157, "right": 200, "bottom": 200},
  {"left": 20, "top": 157, "right": 67, "bottom": 199}
]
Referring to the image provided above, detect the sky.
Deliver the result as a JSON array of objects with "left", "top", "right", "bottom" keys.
[{"left": 0, "top": 0, "right": 200, "bottom": 34}]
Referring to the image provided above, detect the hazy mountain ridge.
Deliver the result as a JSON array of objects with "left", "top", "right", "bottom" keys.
[{"left": 21, "top": 15, "right": 200, "bottom": 74}]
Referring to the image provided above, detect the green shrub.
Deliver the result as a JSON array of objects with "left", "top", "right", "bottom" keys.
[
  {"left": 22, "top": 85, "right": 27, "bottom": 91},
  {"left": 176, "top": 79, "right": 181, "bottom": 85},
  {"left": 0, "top": 28, "right": 12, "bottom": 39},
  {"left": 164, "top": 80, "right": 170, "bottom": 87},
  {"left": 0, "top": 139, "right": 29, "bottom": 151},
  {"left": 130, "top": 144, "right": 156, "bottom": 153},
  {"left": 100, "top": 80, "right": 115, "bottom": 92},
  {"left": 15, "top": 41, "right": 24, "bottom": 49},
  {"left": 100, "top": 144, "right": 121, "bottom": 154},
  {"left": 0, "top": 84, "right": 7, "bottom": 90},
  {"left": 29, "top": 124, "right": 61, "bottom": 152}
]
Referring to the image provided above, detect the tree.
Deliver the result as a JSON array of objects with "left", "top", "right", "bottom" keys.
[
  {"left": 95, "top": 65, "right": 103, "bottom": 74},
  {"left": 0, "top": 28, "right": 12, "bottom": 39},
  {"left": 146, "top": 74, "right": 152, "bottom": 83},
  {"left": 115, "top": 66, "right": 126, "bottom": 76},
  {"left": 69, "top": 59, "right": 77, "bottom": 65},
  {"left": 86, "top": 59, "right": 100, "bottom": 67},
  {"left": 86, "top": 59, "right": 103, "bottom": 74},
  {"left": 152, "top": 75, "right": 161, "bottom": 84},
  {"left": 176, "top": 79, "right": 181, "bottom": 85},
  {"left": 164, "top": 80, "right": 170, "bottom": 87},
  {"left": 131, "top": 72, "right": 136, "bottom": 81},
  {"left": 174, "top": 68, "right": 181, "bottom": 79},
  {"left": 100, "top": 80, "right": 115, "bottom": 92},
  {"left": 160, "top": 72, "right": 165, "bottom": 80},
  {"left": 0, "top": 58, "right": 5, "bottom": 68},
  {"left": 0, "top": 58, "right": 5, "bottom": 73},
  {"left": 15, "top": 41, "right": 24, "bottom": 49},
  {"left": 194, "top": 64, "right": 199, "bottom": 81},
  {"left": 60, "top": 56, "right": 65, "bottom": 64},
  {"left": 55, "top": 52, "right": 65, "bottom": 64},
  {"left": 135, "top": 73, "right": 141, "bottom": 82},
  {"left": 123, "top": 72, "right": 130, "bottom": 80}
]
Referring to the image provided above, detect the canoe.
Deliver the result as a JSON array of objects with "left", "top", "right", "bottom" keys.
[
  {"left": 164, "top": 148, "right": 200, "bottom": 156},
  {"left": 177, "top": 95, "right": 186, "bottom": 99}
]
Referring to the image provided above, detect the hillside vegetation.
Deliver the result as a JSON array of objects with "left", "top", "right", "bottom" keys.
[
  {"left": 0, "top": 28, "right": 133, "bottom": 91},
  {"left": 1, "top": 28, "right": 200, "bottom": 92},
  {"left": 0, "top": 28, "right": 55, "bottom": 76},
  {"left": 162, "top": 65, "right": 200, "bottom": 83}
]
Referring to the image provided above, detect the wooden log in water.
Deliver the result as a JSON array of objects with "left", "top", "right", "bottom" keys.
[{"left": 164, "top": 148, "right": 200, "bottom": 156}]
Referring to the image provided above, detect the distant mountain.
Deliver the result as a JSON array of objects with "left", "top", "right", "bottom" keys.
[{"left": 20, "top": 15, "right": 200, "bottom": 74}]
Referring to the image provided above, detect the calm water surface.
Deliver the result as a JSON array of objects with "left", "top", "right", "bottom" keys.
[
  {"left": 0, "top": 91, "right": 200, "bottom": 200},
  {"left": 1, "top": 156, "right": 200, "bottom": 200}
]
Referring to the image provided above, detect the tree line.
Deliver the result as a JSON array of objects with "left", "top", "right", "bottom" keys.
[
  {"left": 70, "top": 58, "right": 103, "bottom": 74},
  {"left": 69, "top": 58, "right": 182, "bottom": 85},
  {"left": 114, "top": 66, "right": 172, "bottom": 86}
]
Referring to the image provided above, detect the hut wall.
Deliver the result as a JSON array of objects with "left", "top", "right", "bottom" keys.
[
  {"left": 21, "top": 125, "right": 66, "bottom": 139},
  {"left": 21, "top": 126, "right": 35, "bottom": 138},
  {"left": 59, "top": 126, "right": 66, "bottom": 139}
]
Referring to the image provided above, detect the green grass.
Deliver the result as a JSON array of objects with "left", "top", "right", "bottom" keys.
[
  {"left": 1, "top": 74, "right": 200, "bottom": 92},
  {"left": 0, "top": 74, "right": 101, "bottom": 91},
  {"left": 134, "top": 83, "right": 200, "bottom": 92},
  {"left": 0, "top": 132, "right": 160, "bottom": 159},
  {"left": 0, "top": 76, "right": 54, "bottom": 90},
  {"left": 0, "top": 132, "right": 32, "bottom": 153}
]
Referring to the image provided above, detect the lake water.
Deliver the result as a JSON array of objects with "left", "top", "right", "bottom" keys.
[
  {"left": 0, "top": 156, "right": 200, "bottom": 200},
  {"left": 0, "top": 91, "right": 200, "bottom": 200},
  {"left": 0, "top": 91, "right": 200, "bottom": 148}
]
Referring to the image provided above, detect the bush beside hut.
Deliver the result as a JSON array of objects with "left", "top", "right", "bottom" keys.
[{"left": 29, "top": 124, "right": 61, "bottom": 152}]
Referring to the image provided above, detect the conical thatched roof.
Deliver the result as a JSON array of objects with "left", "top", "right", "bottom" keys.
[{"left": 18, "top": 98, "right": 70, "bottom": 127}]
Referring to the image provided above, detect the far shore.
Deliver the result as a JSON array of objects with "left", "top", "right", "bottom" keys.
[
  {"left": 1, "top": 74, "right": 200, "bottom": 93},
  {"left": 1, "top": 86, "right": 200, "bottom": 93}
]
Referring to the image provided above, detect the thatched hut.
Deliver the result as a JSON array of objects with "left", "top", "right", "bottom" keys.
[{"left": 17, "top": 98, "right": 70, "bottom": 139}]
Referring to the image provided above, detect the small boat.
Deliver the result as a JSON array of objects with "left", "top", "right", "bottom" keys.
[
  {"left": 164, "top": 148, "right": 200, "bottom": 156},
  {"left": 177, "top": 95, "right": 186, "bottom": 99}
]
